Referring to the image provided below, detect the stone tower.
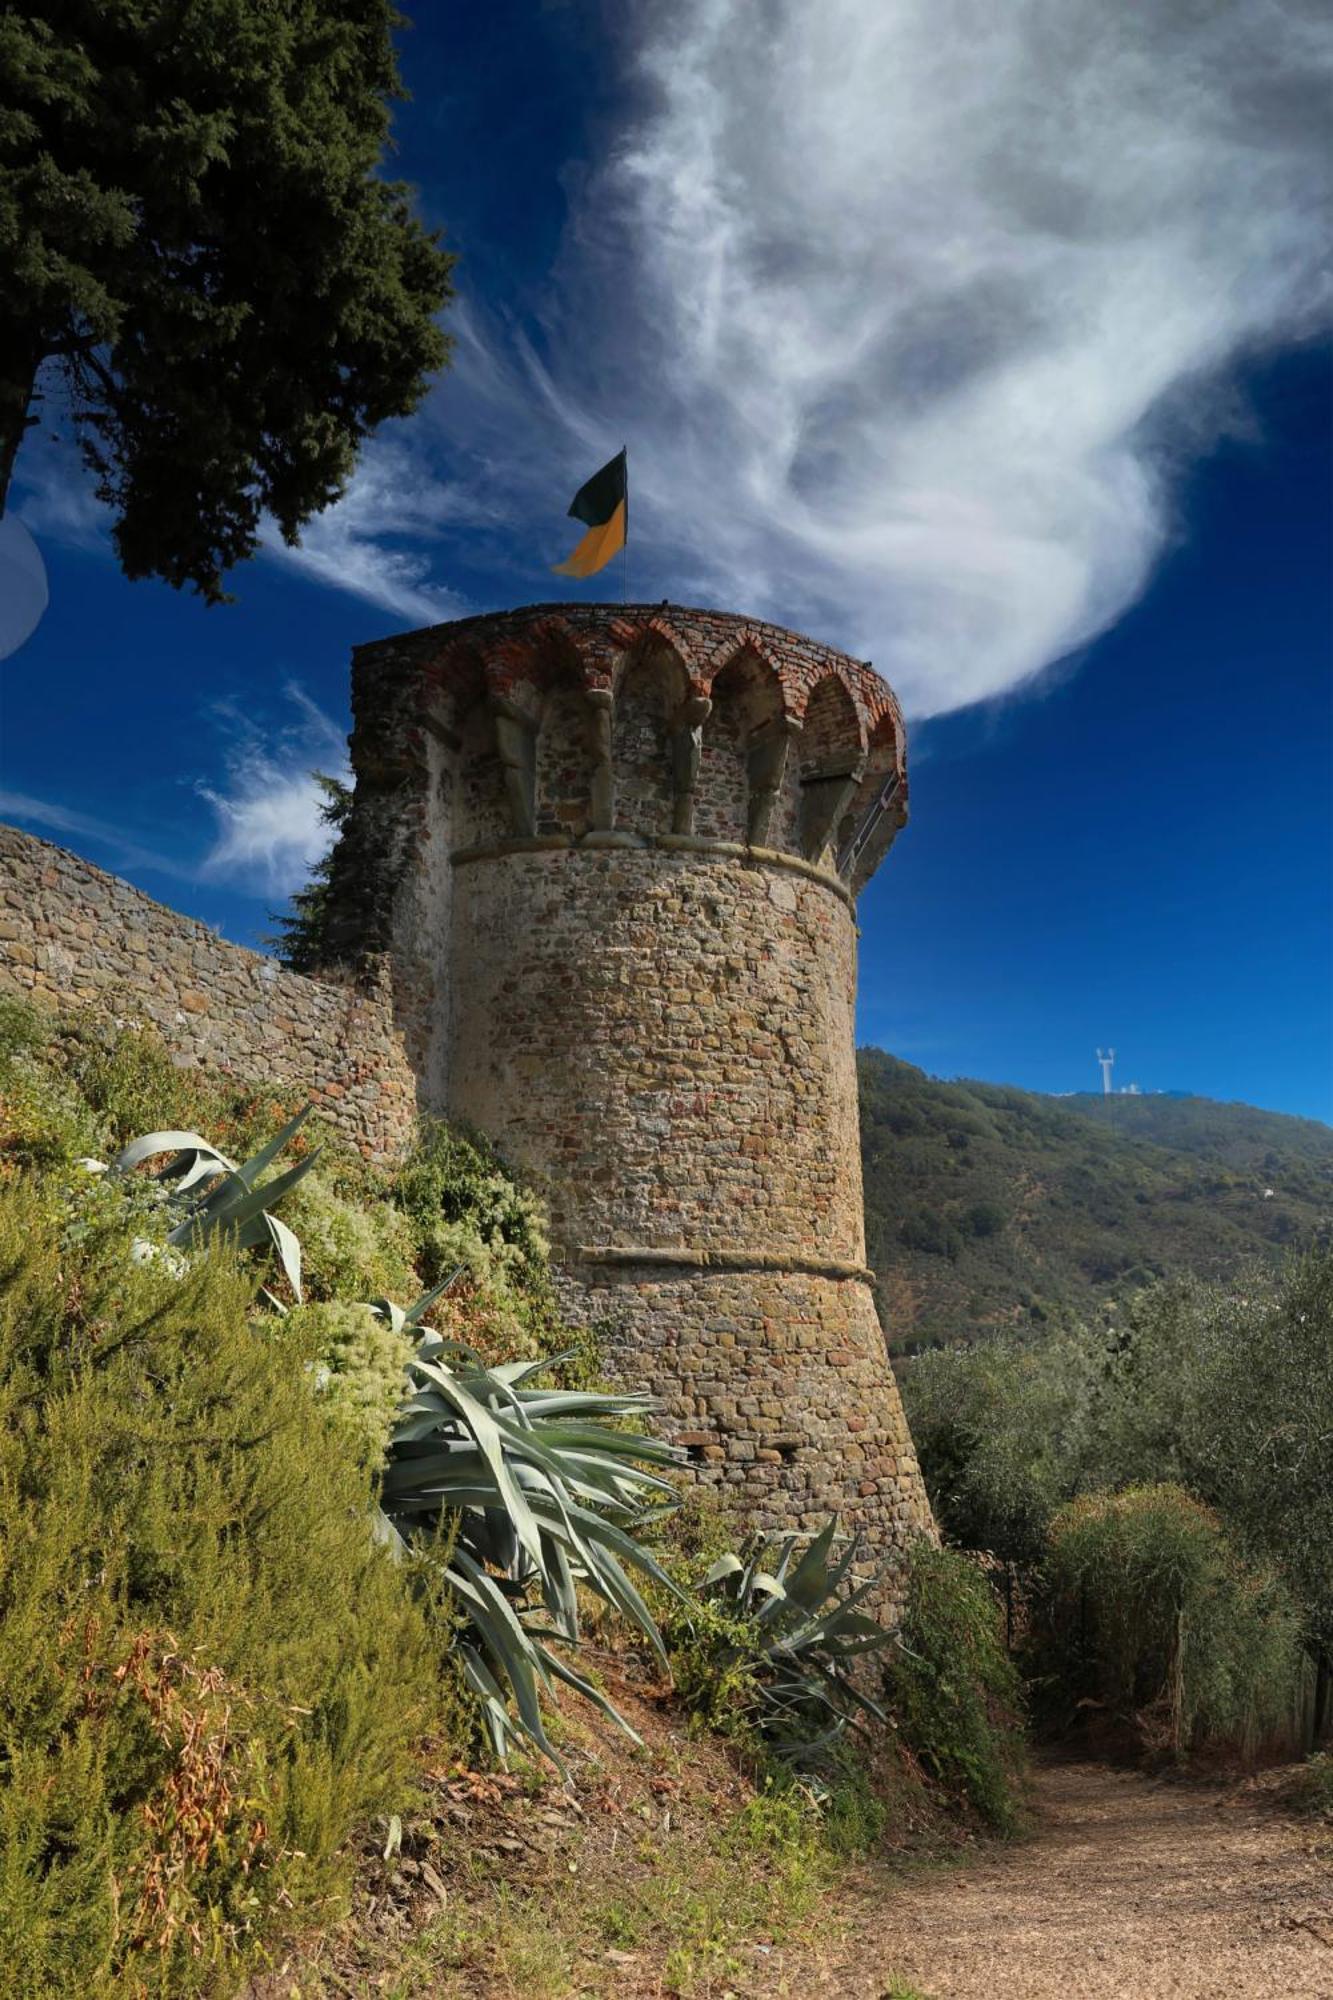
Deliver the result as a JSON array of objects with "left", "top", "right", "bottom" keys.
[{"left": 326, "top": 603, "right": 932, "bottom": 1558}]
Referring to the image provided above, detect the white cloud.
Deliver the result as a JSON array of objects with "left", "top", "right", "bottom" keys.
[
  {"left": 259, "top": 436, "right": 478, "bottom": 624},
  {"left": 0, "top": 789, "right": 191, "bottom": 881},
  {"left": 527, "top": 0, "right": 1330, "bottom": 716},
  {"left": 198, "top": 687, "right": 351, "bottom": 895}
]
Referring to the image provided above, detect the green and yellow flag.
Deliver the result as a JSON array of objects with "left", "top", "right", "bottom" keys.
[{"left": 553, "top": 448, "right": 627, "bottom": 578}]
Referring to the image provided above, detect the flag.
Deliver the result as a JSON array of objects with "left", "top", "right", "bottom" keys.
[{"left": 553, "top": 448, "right": 627, "bottom": 578}]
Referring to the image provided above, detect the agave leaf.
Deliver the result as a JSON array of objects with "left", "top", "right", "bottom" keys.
[
  {"left": 458, "top": 1643, "right": 536, "bottom": 1765},
  {"left": 368, "top": 1297, "right": 408, "bottom": 1335},
  {"left": 782, "top": 1519, "right": 841, "bottom": 1612},
  {"left": 168, "top": 1148, "right": 322, "bottom": 1247},
  {"left": 701, "top": 1552, "right": 745, "bottom": 1589},
  {"left": 265, "top": 1210, "right": 304, "bottom": 1301},
  {"left": 449, "top": 1549, "right": 559, "bottom": 1758},
  {"left": 109, "top": 1130, "right": 228, "bottom": 1177},
  {"left": 230, "top": 1103, "right": 313, "bottom": 1190},
  {"left": 401, "top": 1269, "right": 465, "bottom": 1327},
  {"left": 409, "top": 1359, "right": 544, "bottom": 1571},
  {"left": 538, "top": 1642, "right": 644, "bottom": 1746}
]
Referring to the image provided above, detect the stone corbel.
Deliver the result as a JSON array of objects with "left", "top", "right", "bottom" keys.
[
  {"left": 746, "top": 716, "right": 800, "bottom": 847},
  {"left": 586, "top": 688, "right": 615, "bottom": 831},
  {"left": 489, "top": 695, "right": 537, "bottom": 838},
  {"left": 670, "top": 695, "right": 712, "bottom": 834},
  {"left": 799, "top": 757, "right": 866, "bottom": 862}
]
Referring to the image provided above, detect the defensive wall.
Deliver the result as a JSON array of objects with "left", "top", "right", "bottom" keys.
[{"left": 0, "top": 822, "right": 416, "bottom": 1161}]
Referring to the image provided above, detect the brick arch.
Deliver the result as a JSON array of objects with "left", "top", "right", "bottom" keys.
[
  {"left": 797, "top": 674, "right": 866, "bottom": 865},
  {"left": 609, "top": 612, "right": 696, "bottom": 681},
  {"left": 612, "top": 640, "right": 691, "bottom": 838},
  {"left": 696, "top": 646, "right": 789, "bottom": 845},
  {"left": 699, "top": 630, "right": 794, "bottom": 712}
]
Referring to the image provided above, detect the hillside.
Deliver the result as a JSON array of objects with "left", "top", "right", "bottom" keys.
[{"left": 857, "top": 1050, "right": 1333, "bottom": 1352}]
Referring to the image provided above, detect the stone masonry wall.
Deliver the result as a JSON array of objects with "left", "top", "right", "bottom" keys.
[
  {"left": 0, "top": 824, "right": 418, "bottom": 1161},
  {"left": 320, "top": 602, "right": 935, "bottom": 1571}
]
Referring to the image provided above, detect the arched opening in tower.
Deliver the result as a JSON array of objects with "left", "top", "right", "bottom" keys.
[
  {"left": 612, "top": 641, "right": 688, "bottom": 837},
  {"left": 697, "top": 647, "right": 787, "bottom": 844},
  {"left": 798, "top": 675, "right": 865, "bottom": 866}
]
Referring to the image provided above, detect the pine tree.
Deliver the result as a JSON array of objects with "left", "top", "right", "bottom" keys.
[
  {"left": 0, "top": 3, "right": 453, "bottom": 599},
  {"left": 269, "top": 771, "right": 353, "bottom": 972}
]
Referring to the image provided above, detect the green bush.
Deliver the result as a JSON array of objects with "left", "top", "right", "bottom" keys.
[
  {"left": 1031, "top": 1484, "right": 1307, "bottom": 1761},
  {"left": 291, "top": 1299, "right": 414, "bottom": 1461},
  {"left": 1288, "top": 1753, "right": 1333, "bottom": 1822},
  {"left": 901, "top": 1330, "right": 1103, "bottom": 1563},
  {"left": 285, "top": 1166, "right": 419, "bottom": 1304},
  {"left": 882, "top": 1540, "right": 1026, "bottom": 1832},
  {"left": 0, "top": 1179, "right": 445, "bottom": 1997},
  {"left": 391, "top": 1120, "right": 563, "bottom": 1360}
]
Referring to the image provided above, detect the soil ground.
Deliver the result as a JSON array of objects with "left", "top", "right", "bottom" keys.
[
  {"left": 273, "top": 1652, "right": 1332, "bottom": 1999},
  {"left": 816, "top": 1758, "right": 1333, "bottom": 2000}
]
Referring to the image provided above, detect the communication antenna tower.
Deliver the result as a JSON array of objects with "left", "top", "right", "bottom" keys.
[{"left": 1096, "top": 1048, "right": 1115, "bottom": 1096}]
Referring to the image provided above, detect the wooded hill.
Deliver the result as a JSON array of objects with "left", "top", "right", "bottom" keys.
[{"left": 857, "top": 1049, "right": 1333, "bottom": 1352}]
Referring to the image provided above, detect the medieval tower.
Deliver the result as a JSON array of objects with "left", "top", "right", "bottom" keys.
[{"left": 324, "top": 603, "right": 933, "bottom": 1556}]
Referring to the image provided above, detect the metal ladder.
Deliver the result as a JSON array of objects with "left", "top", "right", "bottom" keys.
[{"left": 837, "top": 769, "right": 901, "bottom": 880}]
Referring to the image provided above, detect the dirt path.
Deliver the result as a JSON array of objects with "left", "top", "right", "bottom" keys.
[{"left": 818, "top": 1760, "right": 1333, "bottom": 2000}]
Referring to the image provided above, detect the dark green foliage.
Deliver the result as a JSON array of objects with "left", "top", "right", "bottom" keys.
[
  {"left": 1030, "top": 1486, "right": 1307, "bottom": 1761},
  {"left": 0, "top": 3, "right": 453, "bottom": 596},
  {"left": 664, "top": 1523, "right": 895, "bottom": 1777},
  {"left": 1288, "top": 1753, "right": 1333, "bottom": 1822},
  {"left": 0, "top": 1179, "right": 443, "bottom": 1996},
  {"left": 390, "top": 1118, "right": 566, "bottom": 1363},
  {"left": 882, "top": 1542, "right": 1026, "bottom": 1832},
  {"left": 903, "top": 1252, "right": 1333, "bottom": 1700},
  {"left": 1100, "top": 1253, "right": 1333, "bottom": 1669},
  {"left": 269, "top": 774, "right": 354, "bottom": 974},
  {"left": 900, "top": 1329, "right": 1103, "bottom": 1563},
  {"left": 858, "top": 1049, "right": 1333, "bottom": 1352}
]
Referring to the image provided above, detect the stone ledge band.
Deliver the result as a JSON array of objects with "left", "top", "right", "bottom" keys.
[
  {"left": 448, "top": 832, "right": 857, "bottom": 912},
  {"left": 577, "top": 1244, "right": 876, "bottom": 1283}
]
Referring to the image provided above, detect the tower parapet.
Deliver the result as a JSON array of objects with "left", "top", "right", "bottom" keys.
[{"left": 325, "top": 603, "right": 932, "bottom": 1556}]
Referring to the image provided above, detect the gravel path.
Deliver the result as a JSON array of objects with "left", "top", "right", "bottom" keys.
[{"left": 822, "top": 1760, "right": 1333, "bottom": 2000}]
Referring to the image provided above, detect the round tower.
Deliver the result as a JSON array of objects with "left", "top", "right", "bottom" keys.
[{"left": 327, "top": 604, "right": 932, "bottom": 1557}]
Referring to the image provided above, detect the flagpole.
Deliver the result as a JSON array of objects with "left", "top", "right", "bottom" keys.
[{"left": 622, "top": 444, "right": 629, "bottom": 606}]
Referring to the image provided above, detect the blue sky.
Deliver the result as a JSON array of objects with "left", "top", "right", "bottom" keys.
[{"left": 1, "top": 0, "right": 1330, "bottom": 1120}]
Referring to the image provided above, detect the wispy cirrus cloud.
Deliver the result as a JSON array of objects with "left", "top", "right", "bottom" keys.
[
  {"left": 258, "top": 435, "right": 481, "bottom": 624},
  {"left": 197, "top": 686, "right": 350, "bottom": 896},
  {"left": 533, "top": 0, "right": 1333, "bottom": 715},
  {"left": 0, "top": 789, "right": 191, "bottom": 881},
  {"left": 307, "top": 0, "right": 1332, "bottom": 717}
]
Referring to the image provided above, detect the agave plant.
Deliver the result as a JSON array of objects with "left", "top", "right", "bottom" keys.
[
  {"left": 370, "top": 1283, "right": 685, "bottom": 1766},
  {"left": 107, "top": 1105, "right": 319, "bottom": 1299},
  {"left": 696, "top": 1521, "right": 895, "bottom": 1767}
]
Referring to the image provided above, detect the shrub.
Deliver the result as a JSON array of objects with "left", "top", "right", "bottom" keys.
[
  {"left": 1030, "top": 1484, "right": 1307, "bottom": 1762},
  {"left": 391, "top": 1120, "right": 560, "bottom": 1359},
  {"left": 0, "top": 1179, "right": 444, "bottom": 1997},
  {"left": 900, "top": 1329, "right": 1104, "bottom": 1564},
  {"left": 665, "top": 1522, "right": 894, "bottom": 1778},
  {"left": 285, "top": 1166, "right": 419, "bottom": 1304},
  {"left": 882, "top": 1540, "right": 1026, "bottom": 1832},
  {"left": 292, "top": 1299, "right": 414, "bottom": 1461},
  {"left": 1287, "top": 1753, "right": 1333, "bottom": 1822}
]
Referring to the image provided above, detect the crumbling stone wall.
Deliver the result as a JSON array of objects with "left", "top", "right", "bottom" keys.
[
  {"left": 323, "top": 601, "right": 933, "bottom": 1563},
  {"left": 0, "top": 825, "right": 417, "bottom": 1160}
]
